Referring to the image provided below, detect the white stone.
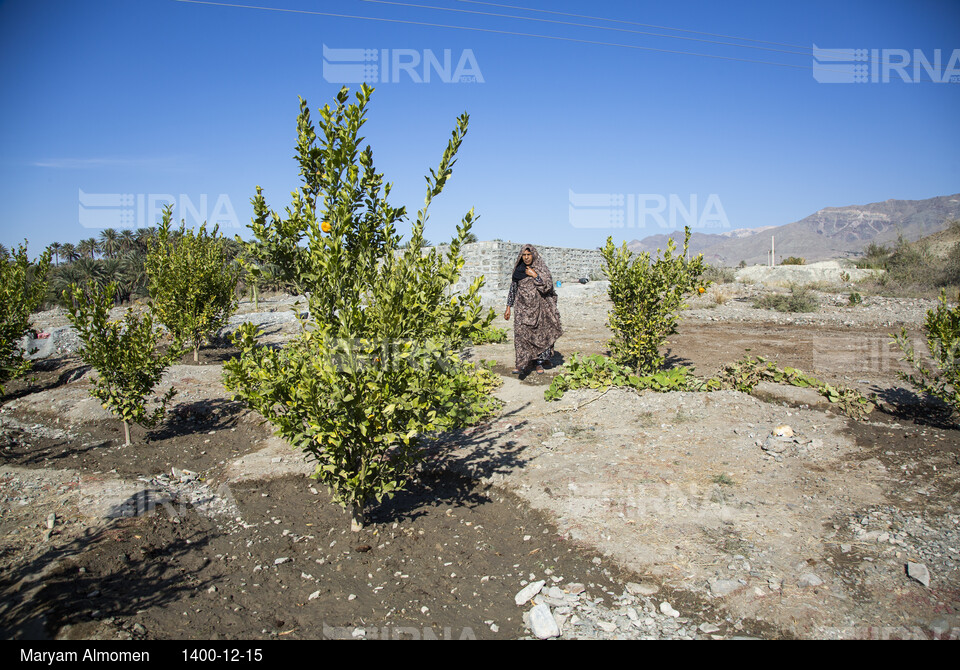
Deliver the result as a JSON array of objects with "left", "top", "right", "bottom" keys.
[
  {"left": 659, "top": 602, "right": 680, "bottom": 617},
  {"left": 546, "top": 586, "right": 565, "bottom": 599},
  {"left": 528, "top": 603, "right": 560, "bottom": 639},
  {"left": 710, "top": 579, "right": 741, "bottom": 596},
  {"left": 626, "top": 581, "right": 658, "bottom": 596},
  {"left": 515, "top": 580, "right": 545, "bottom": 606}
]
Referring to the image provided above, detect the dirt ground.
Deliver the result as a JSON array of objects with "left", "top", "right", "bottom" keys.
[{"left": 1, "top": 283, "right": 958, "bottom": 640}]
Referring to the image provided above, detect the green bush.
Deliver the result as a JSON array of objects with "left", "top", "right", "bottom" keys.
[
  {"left": 0, "top": 243, "right": 51, "bottom": 394},
  {"left": 940, "top": 243, "right": 960, "bottom": 287},
  {"left": 781, "top": 256, "right": 806, "bottom": 265},
  {"left": 146, "top": 206, "right": 240, "bottom": 363},
  {"left": 855, "top": 242, "right": 891, "bottom": 270},
  {"left": 601, "top": 227, "right": 706, "bottom": 373},
  {"left": 469, "top": 320, "right": 508, "bottom": 344},
  {"left": 544, "top": 353, "right": 709, "bottom": 401},
  {"left": 753, "top": 285, "right": 818, "bottom": 313},
  {"left": 894, "top": 290, "right": 960, "bottom": 414},
  {"left": 702, "top": 264, "right": 736, "bottom": 284},
  {"left": 65, "top": 282, "right": 181, "bottom": 445},
  {"left": 223, "top": 86, "right": 499, "bottom": 530},
  {"left": 715, "top": 356, "right": 873, "bottom": 419},
  {"left": 886, "top": 236, "right": 940, "bottom": 287}
]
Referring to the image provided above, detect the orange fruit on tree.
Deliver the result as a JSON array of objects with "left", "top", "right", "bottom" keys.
[{"left": 321, "top": 220, "right": 331, "bottom": 234}]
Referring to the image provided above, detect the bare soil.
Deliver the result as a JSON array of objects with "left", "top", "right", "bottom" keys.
[{"left": 1, "top": 283, "right": 958, "bottom": 640}]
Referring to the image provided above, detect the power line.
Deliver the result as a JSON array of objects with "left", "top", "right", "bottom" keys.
[
  {"left": 357, "top": 0, "right": 814, "bottom": 58},
  {"left": 463, "top": 1, "right": 960, "bottom": 73},
  {"left": 175, "top": 0, "right": 950, "bottom": 81},
  {"left": 174, "top": 0, "right": 816, "bottom": 70},
  {"left": 456, "top": 0, "right": 816, "bottom": 52}
]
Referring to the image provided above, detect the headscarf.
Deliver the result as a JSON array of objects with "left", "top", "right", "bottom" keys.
[{"left": 512, "top": 245, "right": 549, "bottom": 284}]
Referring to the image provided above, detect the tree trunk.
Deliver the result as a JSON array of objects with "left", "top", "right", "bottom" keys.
[
  {"left": 350, "top": 501, "right": 364, "bottom": 532},
  {"left": 194, "top": 346, "right": 199, "bottom": 364},
  {"left": 123, "top": 421, "right": 131, "bottom": 446}
]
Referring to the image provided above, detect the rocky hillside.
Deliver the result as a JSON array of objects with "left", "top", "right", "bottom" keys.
[{"left": 628, "top": 193, "right": 960, "bottom": 266}]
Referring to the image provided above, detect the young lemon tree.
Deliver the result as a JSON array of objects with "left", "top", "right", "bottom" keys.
[
  {"left": 146, "top": 206, "right": 240, "bottom": 363},
  {"left": 0, "top": 242, "right": 51, "bottom": 394},
  {"left": 224, "top": 86, "right": 497, "bottom": 530},
  {"left": 895, "top": 290, "right": 960, "bottom": 414},
  {"left": 65, "top": 282, "right": 181, "bottom": 445},
  {"left": 602, "top": 227, "right": 706, "bottom": 373}
]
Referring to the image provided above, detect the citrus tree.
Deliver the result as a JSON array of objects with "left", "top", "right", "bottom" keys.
[
  {"left": 895, "top": 289, "right": 960, "bottom": 414},
  {"left": 0, "top": 242, "right": 51, "bottom": 395},
  {"left": 146, "top": 206, "right": 240, "bottom": 363},
  {"left": 224, "top": 85, "right": 498, "bottom": 530},
  {"left": 65, "top": 282, "right": 181, "bottom": 445},
  {"left": 602, "top": 227, "right": 706, "bottom": 373}
]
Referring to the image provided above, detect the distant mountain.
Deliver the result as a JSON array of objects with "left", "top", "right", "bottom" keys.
[
  {"left": 626, "top": 231, "right": 731, "bottom": 257},
  {"left": 627, "top": 194, "right": 960, "bottom": 266},
  {"left": 719, "top": 226, "right": 777, "bottom": 239}
]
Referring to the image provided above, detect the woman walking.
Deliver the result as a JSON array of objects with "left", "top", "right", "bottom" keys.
[{"left": 503, "top": 245, "right": 563, "bottom": 375}]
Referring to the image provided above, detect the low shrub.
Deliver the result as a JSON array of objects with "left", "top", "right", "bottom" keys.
[
  {"left": 544, "top": 353, "right": 712, "bottom": 401},
  {"left": 855, "top": 242, "right": 892, "bottom": 270},
  {"left": 470, "top": 320, "right": 508, "bottom": 344},
  {"left": 545, "top": 353, "right": 874, "bottom": 419},
  {"left": 702, "top": 265, "right": 736, "bottom": 284},
  {"left": 753, "top": 285, "right": 818, "bottom": 313},
  {"left": 894, "top": 290, "right": 960, "bottom": 414}
]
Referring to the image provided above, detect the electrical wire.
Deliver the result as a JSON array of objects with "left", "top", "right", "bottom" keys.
[
  {"left": 174, "top": 0, "right": 817, "bottom": 71},
  {"left": 456, "top": 0, "right": 817, "bottom": 51},
  {"left": 174, "top": 0, "right": 951, "bottom": 80},
  {"left": 357, "top": 0, "right": 815, "bottom": 57}
]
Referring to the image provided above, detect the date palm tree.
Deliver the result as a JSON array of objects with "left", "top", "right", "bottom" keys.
[
  {"left": 78, "top": 238, "right": 99, "bottom": 260},
  {"left": 60, "top": 242, "right": 80, "bottom": 263},
  {"left": 135, "top": 227, "right": 157, "bottom": 253},
  {"left": 119, "top": 229, "right": 136, "bottom": 255},
  {"left": 99, "top": 228, "right": 120, "bottom": 259}
]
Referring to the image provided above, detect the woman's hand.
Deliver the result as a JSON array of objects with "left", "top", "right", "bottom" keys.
[
  {"left": 525, "top": 267, "right": 538, "bottom": 278},
  {"left": 504, "top": 306, "right": 511, "bottom": 320}
]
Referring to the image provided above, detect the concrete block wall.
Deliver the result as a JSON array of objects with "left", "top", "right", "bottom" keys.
[{"left": 434, "top": 241, "right": 606, "bottom": 294}]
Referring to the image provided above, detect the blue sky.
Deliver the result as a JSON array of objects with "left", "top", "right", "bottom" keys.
[{"left": 1, "top": 0, "right": 958, "bottom": 256}]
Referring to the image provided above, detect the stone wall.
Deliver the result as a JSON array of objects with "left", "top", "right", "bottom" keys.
[{"left": 435, "top": 241, "right": 605, "bottom": 293}]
